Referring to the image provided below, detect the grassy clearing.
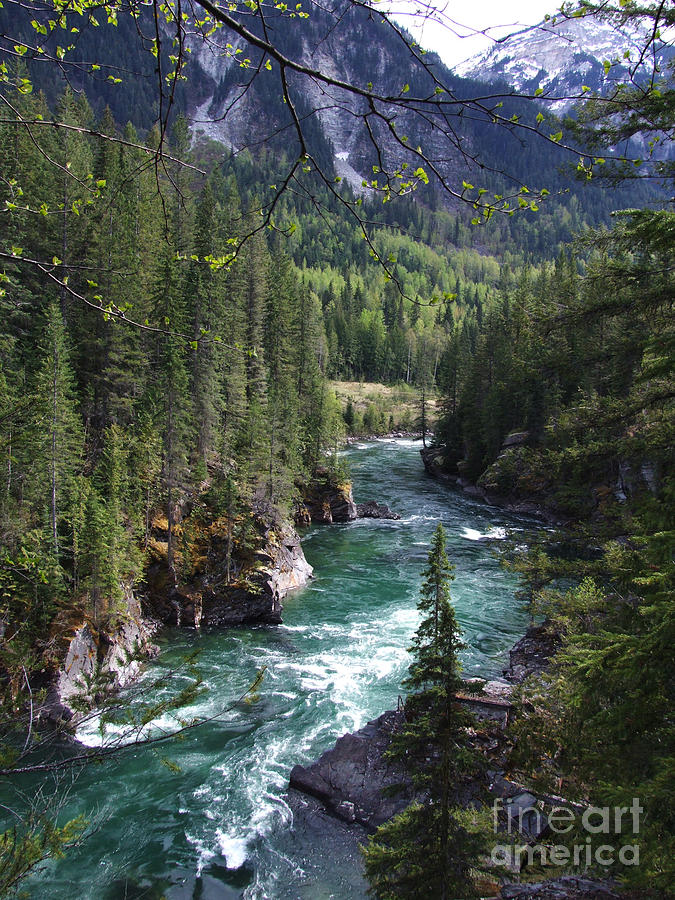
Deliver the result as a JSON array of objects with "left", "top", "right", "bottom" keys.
[{"left": 329, "top": 381, "right": 438, "bottom": 435}]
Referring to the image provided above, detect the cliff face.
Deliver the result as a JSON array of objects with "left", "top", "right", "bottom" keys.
[
  {"left": 49, "top": 503, "right": 313, "bottom": 721},
  {"left": 45, "top": 587, "right": 159, "bottom": 723},
  {"left": 296, "top": 467, "right": 357, "bottom": 524},
  {"left": 144, "top": 502, "right": 313, "bottom": 629}
]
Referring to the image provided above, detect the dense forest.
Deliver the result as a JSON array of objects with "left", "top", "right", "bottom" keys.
[
  {"left": 0, "top": 0, "right": 673, "bottom": 896},
  {"left": 0, "top": 85, "right": 351, "bottom": 641}
]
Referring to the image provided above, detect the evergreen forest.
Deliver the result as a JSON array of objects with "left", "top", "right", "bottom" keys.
[{"left": 0, "top": 0, "right": 673, "bottom": 897}]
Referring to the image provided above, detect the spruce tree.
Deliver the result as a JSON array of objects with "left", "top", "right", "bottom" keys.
[
  {"left": 32, "top": 300, "right": 84, "bottom": 560},
  {"left": 364, "top": 524, "right": 486, "bottom": 900},
  {"left": 150, "top": 249, "right": 192, "bottom": 583}
]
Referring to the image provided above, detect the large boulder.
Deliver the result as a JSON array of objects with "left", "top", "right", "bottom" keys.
[
  {"left": 288, "top": 710, "right": 413, "bottom": 830},
  {"left": 356, "top": 500, "right": 401, "bottom": 520},
  {"left": 288, "top": 681, "right": 514, "bottom": 831}
]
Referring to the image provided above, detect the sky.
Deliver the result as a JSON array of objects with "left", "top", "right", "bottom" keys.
[{"left": 389, "top": 0, "right": 559, "bottom": 68}]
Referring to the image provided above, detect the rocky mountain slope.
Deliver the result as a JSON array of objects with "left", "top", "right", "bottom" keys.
[
  {"left": 454, "top": 12, "right": 671, "bottom": 111},
  {"left": 186, "top": 2, "right": 478, "bottom": 194}
]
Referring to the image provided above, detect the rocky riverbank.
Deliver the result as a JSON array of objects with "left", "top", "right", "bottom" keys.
[
  {"left": 41, "top": 588, "right": 160, "bottom": 724},
  {"left": 47, "top": 464, "right": 402, "bottom": 727},
  {"left": 288, "top": 679, "right": 514, "bottom": 831},
  {"left": 421, "top": 430, "right": 661, "bottom": 529},
  {"left": 503, "top": 622, "right": 561, "bottom": 684},
  {"left": 144, "top": 505, "right": 313, "bottom": 629},
  {"left": 48, "top": 498, "right": 315, "bottom": 722},
  {"left": 419, "top": 445, "right": 565, "bottom": 525},
  {"left": 285, "top": 623, "right": 621, "bottom": 899},
  {"left": 289, "top": 710, "right": 413, "bottom": 830}
]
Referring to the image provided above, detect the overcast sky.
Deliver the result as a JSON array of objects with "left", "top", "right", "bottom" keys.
[{"left": 389, "top": 0, "right": 559, "bottom": 68}]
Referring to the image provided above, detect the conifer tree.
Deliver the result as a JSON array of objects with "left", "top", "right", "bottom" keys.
[
  {"left": 50, "top": 87, "right": 94, "bottom": 322},
  {"left": 150, "top": 249, "right": 192, "bottom": 582},
  {"left": 188, "top": 182, "right": 227, "bottom": 467},
  {"left": 96, "top": 123, "right": 148, "bottom": 427},
  {"left": 364, "top": 524, "right": 486, "bottom": 899},
  {"left": 32, "top": 300, "right": 84, "bottom": 560}
]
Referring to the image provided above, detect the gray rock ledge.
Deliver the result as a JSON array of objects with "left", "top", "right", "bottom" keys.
[{"left": 288, "top": 710, "right": 413, "bottom": 830}]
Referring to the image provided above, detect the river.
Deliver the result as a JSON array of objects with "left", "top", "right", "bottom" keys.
[{"left": 32, "top": 439, "right": 532, "bottom": 899}]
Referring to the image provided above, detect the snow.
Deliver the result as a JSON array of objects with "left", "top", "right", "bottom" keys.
[{"left": 454, "top": 15, "right": 658, "bottom": 109}]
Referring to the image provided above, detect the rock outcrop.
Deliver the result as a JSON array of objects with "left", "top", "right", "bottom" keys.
[
  {"left": 297, "top": 467, "right": 357, "bottom": 524},
  {"left": 288, "top": 681, "right": 514, "bottom": 830},
  {"left": 44, "top": 588, "right": 159, "bottom": 723},
  {"left": 503, "top": 622, "right": 561, "bottom": 683},
  {"left": 197, "top": 517, "right": 313, "bottom": 627},
  {"left": 289, "top": 710, "right": 413, "bottom": 830},
  {"left": 356, "top": 500, "right": 401, "bottom": 520},
  {"left": 421, "top": 443, "right": 566, "bottom": 525},
  {"left": 420, "top": 445, "right": 455, "bottom": 483},
  {"left": 146, "top": 508, "right": 313, "bottom": 628}
]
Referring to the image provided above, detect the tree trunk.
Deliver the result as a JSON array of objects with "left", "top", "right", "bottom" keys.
[{"left": 51, "top": 356, "right": 58, "bottom": 555}]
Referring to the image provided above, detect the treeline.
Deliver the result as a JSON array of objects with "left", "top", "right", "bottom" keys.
[
  {"left": 0, "top": 87, "right": 343, "bottom": 659},
  {"left": 431, "top": 209, "right": 674, "bottom": 892},
  {"left": 434, "top": 216, "right": 673, "bottom": 516}
]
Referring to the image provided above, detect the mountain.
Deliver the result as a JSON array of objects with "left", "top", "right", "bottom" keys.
[
  {"left": 0, "top": 1, "right": 663, "bottom": 250},
  {"left": 181, "top": 4, "right": 663, "bottom": 215},
  {"left": 454, "top": 13, "right": 671, "bottom": 111},
  {"left": 2, "top": 2, "right": 517, "bottom": 196},
  {"left": 184, "top": 4, "right": 485, "bottom": 195}
]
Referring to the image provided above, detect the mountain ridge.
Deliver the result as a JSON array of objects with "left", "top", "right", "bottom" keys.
[{"left": 454, "top": 13, "right": 671, "bottom": 110}]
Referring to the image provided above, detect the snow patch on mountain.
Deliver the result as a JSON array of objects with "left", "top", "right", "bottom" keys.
[{"left": 454, "top": 15, "right": 655, "bottom": 110}]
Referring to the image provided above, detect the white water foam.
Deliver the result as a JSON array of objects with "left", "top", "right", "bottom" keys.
[
  {"left": 374, "top": 438, "right": 420, "bottom": 449},
  {"left": 216, "top": 832, "right": 249, "bottom": 869},
  {"left": 186, "top": 832, "right": 216, "bottom": 875},
  {"left": 399, "top": 513, "right": 437, "bottom": 525},
  {"left": 461, "top": 525, "right": 509, "bottom": 541}
]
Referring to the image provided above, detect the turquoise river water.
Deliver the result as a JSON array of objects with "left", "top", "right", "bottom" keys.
[{"left": 30, "top": 439, "right": 534, "bottom": 899}]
